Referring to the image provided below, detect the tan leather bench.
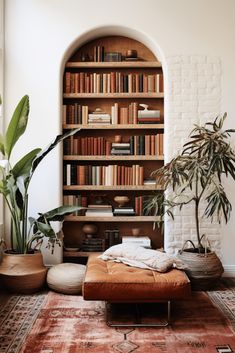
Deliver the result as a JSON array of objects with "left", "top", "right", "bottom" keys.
[{"left": 83, "top": 253, "right": 191, "bottom": 326}]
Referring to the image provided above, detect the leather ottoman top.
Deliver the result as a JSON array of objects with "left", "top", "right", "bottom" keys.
[{"left": 83, "top": 254, "right": 191, "bottom": 302}]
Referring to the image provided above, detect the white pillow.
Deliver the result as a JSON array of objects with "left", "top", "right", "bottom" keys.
[{"left": 98, "top": 243, "right": 186, "bottom": 273}]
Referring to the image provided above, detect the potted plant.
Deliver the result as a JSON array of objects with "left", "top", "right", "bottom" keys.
[
  {"left": 0, "top": 95, "right": 81, "bottom": 293},
  {"left": 145, "top": 114, "right": 235, "bottom": 289}
]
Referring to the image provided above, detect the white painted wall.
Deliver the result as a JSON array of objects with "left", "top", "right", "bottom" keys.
[{"left": 3, "top": 0, "right": 235, "bottom": 268}]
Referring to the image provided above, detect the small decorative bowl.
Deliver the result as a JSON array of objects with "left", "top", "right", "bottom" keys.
[{"left": 114, "top": 196, "right": 129, "bottom": 207}]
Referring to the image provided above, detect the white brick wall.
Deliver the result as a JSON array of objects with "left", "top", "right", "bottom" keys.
[{"left": 164, "top": 55, "right": 222, "bottom": 255}]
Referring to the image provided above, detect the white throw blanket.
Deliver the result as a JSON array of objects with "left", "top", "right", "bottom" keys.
[{"left": 98, "top": 243, "right": 187, "bottom": 273}]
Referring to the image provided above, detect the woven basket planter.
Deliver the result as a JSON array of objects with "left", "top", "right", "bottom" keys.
[
  {"left": 178, "top": 249, "right": 224, "bottom": 290},
  {"left": 0, "top": 250, "right": 47, "bottom": 294}
]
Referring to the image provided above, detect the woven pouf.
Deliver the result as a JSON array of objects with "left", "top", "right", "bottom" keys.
[{"left": 47, "top": 263, "right": 86, "bottom": 294}]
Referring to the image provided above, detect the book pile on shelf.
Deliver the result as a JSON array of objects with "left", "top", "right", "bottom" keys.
[
  {"left": 64, "top": 72, "right": 163, "bottom": 94},
  {"left": 64, "top": 164, "right": 144, "bottom": 186},
  {"left": 122, "top": 236, "right": 151, "bottom": 249},
  {"left": 138, "top": 104, "right": 161, "bottom": 124},
  {"left": 113, "top": 206, "right": 135, "bottom": 216},
  {"left": 63, "top": 194, "right": 87, "bottom": 215},
  {"left": 143, "top": 178, "right": 157, "bottom": 186},
  {"left": 111, "top": 142, "right": 131, "bottom": 155},
  {"left": 64, "top": 136, "right": 112, "bottom": 156},
  {"left": 88, "top": 109, "right": 111, "bottom": 125},
  {"left": 85, "top": 204, "right": 113, "bottom": 217},
  {"left": 105, "top": 229, "right": 121, "bottom": 248},
  {"left": 81, "top": 237, "right": 106, "bottom": 252}
]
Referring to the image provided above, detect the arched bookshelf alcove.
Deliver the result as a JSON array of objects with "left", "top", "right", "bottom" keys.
[{"left": 62, "top": 35, "right": 164, "bottom": 259}]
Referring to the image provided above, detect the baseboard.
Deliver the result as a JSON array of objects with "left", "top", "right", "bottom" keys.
[{"left": 223, "top": 265, "right": 235, "bottom": 277}]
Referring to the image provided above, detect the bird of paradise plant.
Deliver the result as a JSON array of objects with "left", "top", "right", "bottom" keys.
[{"left": 0, "top": 95, "right": 80, "bottom": 254}]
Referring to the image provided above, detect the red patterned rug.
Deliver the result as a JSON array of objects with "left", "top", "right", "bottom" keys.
[{"left": 0, "top": 280, "right": 235, "bottom": 353}]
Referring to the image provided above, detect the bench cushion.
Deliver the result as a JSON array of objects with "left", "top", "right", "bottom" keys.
[{"left": 83, "top": 254, "right": 191, "bottom": 302}]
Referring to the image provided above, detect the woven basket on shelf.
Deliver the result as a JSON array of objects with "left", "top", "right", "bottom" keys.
[{"left": 178, "top": 241, "right": 224, "bottom": 290}]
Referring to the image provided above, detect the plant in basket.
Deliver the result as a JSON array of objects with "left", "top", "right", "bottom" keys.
[
  {"left": 0, "top": 95, "right": 81, "bottom": 293},
  {"left": 145, "top": 113, "right": 235, "bottom": 289}
]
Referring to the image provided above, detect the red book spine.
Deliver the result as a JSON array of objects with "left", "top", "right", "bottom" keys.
[
  {"left": 117, "top": 166, "right": 121, "bottom": 185},
  {"left": 90, "top": 137, "right": 94, "bottom": 155},
  {"left": 65, "top": 72, "right": 71, "bottom": 93},
  {"left": 111, "top": 72, "right": 116, "bottom": 93}
]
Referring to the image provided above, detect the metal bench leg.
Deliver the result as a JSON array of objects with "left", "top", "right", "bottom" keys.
[{"left": 105, "top": 301, "right": 171, "bottom": 327}]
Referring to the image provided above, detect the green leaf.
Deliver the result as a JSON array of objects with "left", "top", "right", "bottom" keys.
[
  {"left": 38, "top": 205, "right": 82, "bottom": 222},
  {"left": 5, "top": 95, "right": 30, "bottom": 158},
  {"left": 31, "top": 128, "right": 80, "bottom": 174},
  {"left": 34, "top": 221, "right": 56, "bottom": 238},
  {"left": 0, "top": 133, "right": 5, "bottom": 155},
  {"left": 12, "top": 148, "right": 41, "bottom": 179}
]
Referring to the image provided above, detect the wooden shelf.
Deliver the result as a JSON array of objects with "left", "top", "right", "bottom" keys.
[
  {"left": 63, "top": 123, "right": 164, "bottom": 130},
  {"left": 63, "top": 251, "right": 101, "bottom": 258},
  {"left": 63, "top": 185, "right": 162, "bottom": 191},
  {"left": 65, "top": 215, "right": 160, "bottom": 222},
  {"left": 63, "top": 155, "right": 164, "bottom": 161},
  {"left": 63, "top": 93, "right": 164, "bottom": 99},
  {"left": 65, "top": 61, "right": 162, "bottom": 68}
]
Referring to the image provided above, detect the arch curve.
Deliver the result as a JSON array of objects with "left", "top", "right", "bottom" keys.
[{"left": 60, "top": 25, "right": 166, "bottom": 72}]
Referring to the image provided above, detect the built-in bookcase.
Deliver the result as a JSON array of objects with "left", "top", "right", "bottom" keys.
[{"left": 62, "top": 35, "right": 164, "bottom": 259}]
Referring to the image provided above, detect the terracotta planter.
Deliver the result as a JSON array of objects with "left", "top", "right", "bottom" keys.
[
  {"left": 178, "top": 249, "right": 224, "bottom": 290},
  {"left": 0, "top": 250, "right": 47, "bottom": 294}
]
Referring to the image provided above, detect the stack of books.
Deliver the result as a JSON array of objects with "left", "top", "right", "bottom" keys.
[
  {"left": 111, "top": 142, "right": 131, "bottom": 155},
  {"left": 122, "top": 236, "right": 151, "bottom": 248},
  {"left": 81, "top": 238, "right": 105, "bottom": 252},
  {"left": 143, "top": 178, "right": 157, "bottom": 186},
  {"left": 113, "top": 207, "right": 135, "bottom": 216},
  {"left": 85, "top": 204, "right": 113, "bottom": 217},
  {"left": 138, "top": 105, "right": 161, "bottom": 124},
  {"left": 88, "top": 109, "right": 111, "bottom": 125}
]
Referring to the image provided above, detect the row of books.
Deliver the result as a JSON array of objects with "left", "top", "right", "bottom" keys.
[
  {"left": 63, "top": 164, "right": 145, "bottom": 186},
  {"left": 63, "top": 134, "right": 164, "bottom": 156},
  {"left": 62, "top": 103, "right": 161, "bottom": 125},
  {"left": 64, "top": 72, "right": 164, "bottom": 94},
  {"left": 63, "top": 195, "right": 87, "bottom": 215}
]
